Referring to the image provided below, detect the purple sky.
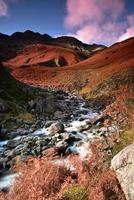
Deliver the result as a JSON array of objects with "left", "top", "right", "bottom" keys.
[{"left": 0, "top": 0, "right": 134, "bottom": 45}]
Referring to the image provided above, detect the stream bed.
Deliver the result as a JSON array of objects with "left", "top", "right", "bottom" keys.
[{"left": 0, "top": 92, "right": 118, "bottom": 191}]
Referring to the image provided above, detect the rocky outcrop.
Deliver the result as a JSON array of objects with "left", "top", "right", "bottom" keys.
[{"left": 111, "top": 144, "right": 134, "bottom": 200}]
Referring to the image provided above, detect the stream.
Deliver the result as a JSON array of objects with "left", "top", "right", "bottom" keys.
[{"left": 0, "top": 93, "right": 118, "bottom": 191}]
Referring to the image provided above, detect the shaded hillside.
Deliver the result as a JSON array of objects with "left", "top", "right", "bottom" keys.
[
  {"left": 0, "top": 64, "right": 30, "bottom": 103},
  {"left": 0, "top": 63, "right": 32, "bottom": 130}
]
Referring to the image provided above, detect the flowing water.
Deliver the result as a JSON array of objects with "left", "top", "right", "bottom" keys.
[{"left": 0, "top": 94, "right": 101, "bottom": 190}]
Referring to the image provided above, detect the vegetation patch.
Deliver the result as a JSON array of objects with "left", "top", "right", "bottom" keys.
[
  {"left": 79, "top": 67, "right": 134, "bottom": 101},
  {"left": 18, "top": 113, "right": 33, "bottom": 123},
  {"left": 62, "top": 185, "right": 88, "bottom": 200},
  {"left": 125, "top": 97, "right": 134, "bottom": 109},
  {"left": 0, "top": 65, "right": 31, "bottom": 104},
  {"left": 112, "top": 129, "right": 134, "bottom": 156},
  {"left": 88, "top": 68, "right": 134, "bottom": 98}
]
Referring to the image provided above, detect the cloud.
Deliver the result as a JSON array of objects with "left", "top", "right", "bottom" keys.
[
  {"left": 68, "top": 21, "right": 126, "bottom": 45},
  {"left": 118, "top": 26, "right": 134, "bottom": 41},
  {"left": 0, "top": 0, "right": 8, "bottom": 16},
  {"left": 118, "top": 14, "right": 134, "bottom": 41},
  {"left": 65, "top": 0, "right": 125, "bottom": 29},
  {"left": 64, "top": 0, "right": 134, "bottom": 45},
  {"left": 0, "top": 0, "right": 21, "bottom": 17}
]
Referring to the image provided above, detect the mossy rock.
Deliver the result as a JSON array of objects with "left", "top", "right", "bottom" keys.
[
  {"left": 112, "top": 129, "right": 134, "bottom": 157},
  {"left": 18, "top": 113, "right": 34, "bottom": 123}
]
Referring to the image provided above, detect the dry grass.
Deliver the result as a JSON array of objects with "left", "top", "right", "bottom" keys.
[
  {"left": 0, "top": 157, "right": 72, "bottom": 200},
  {"left": 0, "top": 145, "right": 126, "bottom": 200}
]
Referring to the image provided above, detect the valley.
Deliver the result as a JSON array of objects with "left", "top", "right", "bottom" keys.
[{"left": 0, "top": 31, "right": 133, "bottom": 200}]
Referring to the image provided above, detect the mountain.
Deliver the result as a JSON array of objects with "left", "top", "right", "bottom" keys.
[{"left": 0, "top": 30, "right": 106, "bottom": 61}]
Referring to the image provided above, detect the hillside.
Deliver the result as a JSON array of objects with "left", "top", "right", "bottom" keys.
[
  {"left": 6, "top": 37, "right": 133, "bottom": 94},
  {"left": 3, "top": 44, "right": 80, "bottom": 68}
]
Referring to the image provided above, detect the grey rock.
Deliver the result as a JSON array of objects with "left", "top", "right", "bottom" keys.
[
  {"left": 0, "top": 99, "right": 8, "bottom": 113},
  {"left": 54, "top": 111, "right": 70, "bottom": 120},
  {"left": 54, "top": 111, "right": 63, "bottom": 119},
  {"left": 111, "top": 144, "right": 134, "bottom": 200},
  {"left": 28, "top": 100, "right": 35, "bottom": 109},
  {"left": 15, "top": 118, "right": 23, "bottom": 125},
  {"left": 34, "top": 94, "right": 56, "bottom": 114},
  {"left": 45, "top": 121, "right": 54, "bottom": 128},
  {"left": 49, "top": 122, "right": 64, "bottom": 135},
  {"left": 55, "top": 141, "right": 68, "bottom": 154},
  {"left": 7, "top": 140, "right": 21, "bottom": 149}
]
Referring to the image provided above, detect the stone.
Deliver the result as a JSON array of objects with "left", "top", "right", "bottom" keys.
[
  {"left": 77, "top": 123, "right": 91, "bottom": 132},
  {"left": 36, "top": 138, "right": 49, "bottom": 147},
  {"left": 34, "top": 94, "right": 56, "bottom": 114},
  {"left": 111, "top": 144, "right": 134, "bottom": 200},
  {"left": 49, "top": 122, "right": 64, "bottom": 135},
  {"left": 7, "top": 140, "right": 21, "bottom": 149},
  {"left": 0, "top": 99, "right": 8, "bottom": 113},
  {"left": 28, "top": 100, "right": 35, "bottom": 109},
  {"left": 55, "top": 141, "right": 68, "bottom": 155},
  {"left": 54, "top": 111, "right": 63, "bottom": 119},
  {"left": 99, "top": 127, "right": 108, "bottom": 133},
  {"left": 16, "top": 118, "right": 23, "bottom": 125},
  {"left": 54, "top": 111, "right": 70, "bottom": 120},
  {"left": 45, "top": 121, "right": 54, "bottom": 128},
  {"left": 0, "top": 128, "right": 8, "bottom": 140},
  {"left": 62, "top": 132, "right": 71, "bottom": 141}
]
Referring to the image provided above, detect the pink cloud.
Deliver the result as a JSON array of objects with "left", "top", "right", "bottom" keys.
[
  {"left": 0, "top": 0, "right": 8, "bottom": 16},
  {"left": 64, "top": 0, "right": 125, "bottom": 28},
  {"left": 0, "top": 0, "right": 21, "bottom": 17},
  {"left": 118, "top": 26, "right": 134, "bottom": 42},
  {"left": 64, "top": 0, "right": 134, "bottom": 45},
  {"left": 69, "top": 22, "right": 126, "bottom": 45}
]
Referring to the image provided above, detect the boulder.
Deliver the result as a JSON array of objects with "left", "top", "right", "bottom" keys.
[
  {"left": 54, "top": 111, "right": 63, "bottom": 119},
  {"left": 62, "top": 132, "right": 71, "bottom": 142},
  {"left": 111, "top": 144, "right": 134, "bottom": 200},
  {"left": 54, "top": 111, "right": 70, "bottom": 120},
  {"left": 49, "top": 122, "right": 64, "bottom": 135},
  {"left": 7, "top": 139, "right": 21, "bottom": 149},
  {"left": 55, "top": 141, "right": 68, "bottom": 155}
]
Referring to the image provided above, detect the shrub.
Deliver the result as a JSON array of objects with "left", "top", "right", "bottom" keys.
[
  {"left": 5, "top": 157, "right": 71, "bottom": 200},
  {"left": 62, "top": 185, "right": 88, "bottom": 200}
]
